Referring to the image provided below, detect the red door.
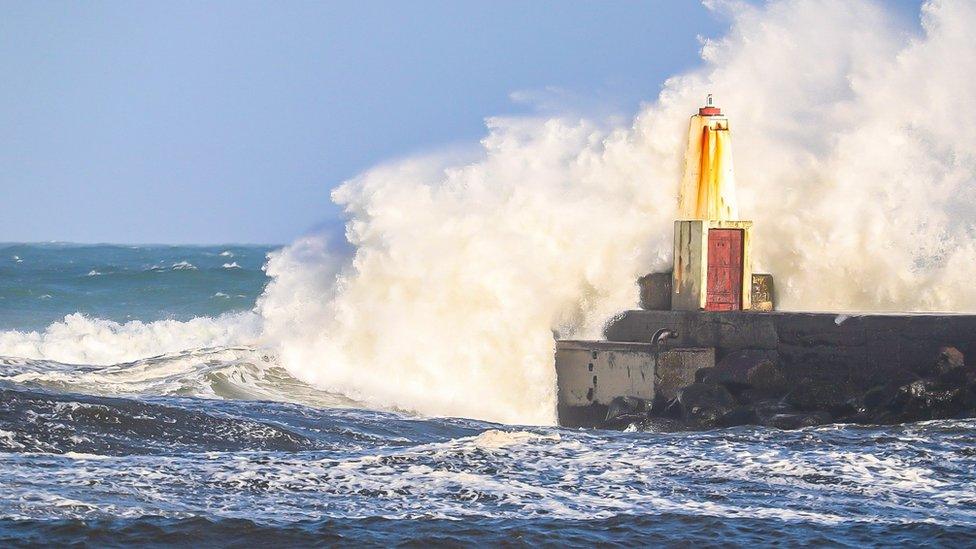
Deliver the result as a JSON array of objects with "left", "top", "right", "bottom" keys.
[{"left": 706, "top": 229, "right": 743, "bottom": 311}]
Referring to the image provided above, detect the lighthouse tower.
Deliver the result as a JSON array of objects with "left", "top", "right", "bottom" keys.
[{"left": 671, "top": 96, "right": 756, "bottom": 311}]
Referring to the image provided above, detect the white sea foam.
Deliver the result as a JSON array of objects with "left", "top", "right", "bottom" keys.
[
  {"left": 219, "top": 251, "right": 234, "bottom": 257},
  {"left": 171, "top": 261, "right": 197, "bottom": 271},
  {"left": 1, "top": 1, "right": 975, "bottom": 426},
  {"left": 0, "top": 313, "right": 261, "bottom": 366},
  {"left": 222, "top": 262, "right": 241, "bottom": 269}
]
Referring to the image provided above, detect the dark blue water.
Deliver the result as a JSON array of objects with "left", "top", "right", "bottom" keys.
[{"left": 1, "top": 244, "right": 975, "bottom": 546}]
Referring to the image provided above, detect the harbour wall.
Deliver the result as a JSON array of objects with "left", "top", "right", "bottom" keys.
[{"left": 603, "top": 311, "right": 976, "bottom": 394}]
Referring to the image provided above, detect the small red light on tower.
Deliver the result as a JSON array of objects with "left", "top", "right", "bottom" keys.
[{"left": 699, "top": 94, "right": 722, "bottom": 116}]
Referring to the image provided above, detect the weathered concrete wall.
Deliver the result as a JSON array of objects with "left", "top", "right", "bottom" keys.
[
  {"left": 603, "top": 310, "right": 976, "bottom": 397},
  {"left": 554, "top": 340, "right": 714, "bottom": 428}
]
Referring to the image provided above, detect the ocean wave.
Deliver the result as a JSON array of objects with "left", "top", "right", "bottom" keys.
[
  {"left": 0, "top": 396, "right": 972, "bottom": 531},
  {"left": 0, "top": 313, "right": 261, "bottom": 366},
  {"left": 171, "top": 261, "right": 197, "bottom": 271},
  {"left": 222, "top": 262, "right": 241, "bottom": 269},
  {"left": 0, "top": 347, "right": 356, "bottom": 408}
]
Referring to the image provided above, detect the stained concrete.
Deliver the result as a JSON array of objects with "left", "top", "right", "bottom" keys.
[
  {"left": 554, "top": 340, "right": 714, "bottom": 428},
  {"left": 603, "top": 310, "right": 976, "bottom": 400}
]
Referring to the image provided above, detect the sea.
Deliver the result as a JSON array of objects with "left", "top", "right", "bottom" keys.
[{"left": 0, "top": 243, "right": 974, "bottom": 547}]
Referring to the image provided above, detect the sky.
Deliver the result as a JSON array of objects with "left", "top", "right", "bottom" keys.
[{"left": 0, "top": 1, "right": 922, "bottom": 245}]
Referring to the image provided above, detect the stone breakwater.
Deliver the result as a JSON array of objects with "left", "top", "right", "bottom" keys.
[{"left": 598, "top": 311, "right": 976, "bottom": 430}]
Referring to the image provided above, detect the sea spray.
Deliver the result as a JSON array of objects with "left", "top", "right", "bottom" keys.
[
  {"left": 256, "top": 0, "right": 976, "bottom": 423},
  {"left": 257, "top": 123, "right": 672, "bottom": 424}
]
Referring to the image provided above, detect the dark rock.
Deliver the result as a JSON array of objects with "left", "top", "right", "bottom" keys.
[
  {"left": 604, "top": 396, "right": 650, "bottom": 428},
  {"left": 939, "top": 366, "right": 969, "bottom": 388},
  {"left": 635, "top": 417, "right": 687, "bottom": 433},
  {"left": 676, "top": 383, "right": 736, "bottom": 427},
  {"left": 884, "top": 379, "right": 976, "bottom": 422},
  {"left": 746, "top": 360, "right": 789, "bottom": 396},
  {"left": 917, "top": 346, "right": 965, "bottom": 379},
  {"left": 637, "top": 273, "right": 672, "bottom": 311},
  {"left": 695, "top": 367, "right": 714, "bottom": 384},
  {"left": 752, "top": 398, "right": 795, "bottom": 418},
  {"left": 937, "top": 346, "right": 965, "bottom": 372},
  {"left": 766, "top": 411, "right": 832, "bottom": 430},
  {"left": 707, "top": 350, "right": 778, "bottom": 386},
  {"left": 786, "top": 378, "right": 854, "bottom": 412},
  {"left": 863, "top": 385, "right": 895, "bottom": 410},
  {"left": 716, "top": 406, "right": 760, "bottom": 427}
]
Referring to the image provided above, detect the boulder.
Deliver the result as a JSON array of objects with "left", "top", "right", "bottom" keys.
[
  {"left": 637, "top": 273, "right": 672, "bottom": 311},
  {"left": 716, "top": 406, "right": 760, "bottom": 428},
  {"left": 695, "top": 367, "right": 714, "bottom": 384},
  {"left": 862, "top": 384, "right": 896, "bottom": 410},
  {"left": 786, "top": 377, "right": 855, "bottom": 413},
  {"left": 604, "top": 396, "right": 650, "bottom": 428},
  {"left": 702, "top": 350, "right": 782, "bottom": 396},
  {"left": 676, "top": 383, "right": 736, "bottom": 427},
  {"left": 916, "top": 346, "right": 965, "bottom": 379},
  {"left": 751, "top": 399, "right": 795, "bottom": 421},
  {"left": 746, "top": 360, "right": 789, "bottom": 397},
  {"left": 766, "top": 411, "right": 832, "bottom": 430},
  {"left": 884, "top": 379, "right": 976, "bottom": 422}
]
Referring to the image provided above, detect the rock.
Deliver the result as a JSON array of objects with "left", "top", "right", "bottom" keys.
[
  {"left": 746, "top": 360, "right": 789, "bottom": 397},
  {"left": 701, "top": 351, "right": 783, "bottom": 401},
  {"left": 695, "top": 367, "right": 714, "bottom": 384},
  {"left": 604, "top": 396, "right": 650, "bottom": 428},
  {"left": 677, "top": 383, "right": 736, "bottom": 427},
  {"left": 751, "top": 399, "right": 795, "bottom": 422},
  {"left": 863, "top": 385, "right": 895, "bottom": 410},
  {"left": 766, "top": 411, "right": 832, "bottom": 430},
  {"left": 917, "top": 346, "right": 965, "bottom": 379},
  {"left": 716, "top": 406, "right": 760, "bottom": 428},
  {"left": 937, "top": 346, "right": 965, "bottom": 373},
  {"left": 885, "top": 379, "right": 973, "bottom": 422},
  {"left": 786, "top": 378, "right": 854, "bottom": 412},
  {"left": 637, "top": 273, "right": 672, "bottom": 311},
  {"left": 635, "top": 417, "right": 687, "bottom": 433},
  {"left": 707, "top": 350, "right": 777, "bottom": 385}
]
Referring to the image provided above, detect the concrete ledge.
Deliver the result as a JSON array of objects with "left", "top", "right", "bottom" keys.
[{"left": 603, "top": 310, "right": 976, "bottom": 397}]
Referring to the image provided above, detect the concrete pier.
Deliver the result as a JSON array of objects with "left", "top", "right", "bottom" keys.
[
  {"left": 554, "top": 311, "right": 976, "bottom": 429},
  {"left": 604, "top": 311, "right": 976, "bottom": 394}
]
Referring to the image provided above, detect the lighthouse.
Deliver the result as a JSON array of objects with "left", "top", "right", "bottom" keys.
[
  {"left": 553, "top": 95, "right": 976, "bottom": 430},
  {"left": 669, "top": 95, "right": 759, "bottom": 312}
]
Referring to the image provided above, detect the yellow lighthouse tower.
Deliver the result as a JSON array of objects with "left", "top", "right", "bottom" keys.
[{"left": 671, "top": 96, "right": 756, "bottom": 312}]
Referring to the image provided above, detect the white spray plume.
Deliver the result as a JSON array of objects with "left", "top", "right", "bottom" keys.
[{"left": 4, "top": 0, "right": 975, "bottom": 426}]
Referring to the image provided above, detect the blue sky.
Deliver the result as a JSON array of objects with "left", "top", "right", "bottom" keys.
[{"left": 0, "top": 1, "right": 921, "bottom": 244}]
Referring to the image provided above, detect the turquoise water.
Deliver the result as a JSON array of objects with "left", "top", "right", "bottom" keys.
[{"left": 0, "top": 243, "right": 273, "bottom": 331}]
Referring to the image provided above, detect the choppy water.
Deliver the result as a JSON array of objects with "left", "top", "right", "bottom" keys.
[{"left": 1, "top": 244, "right": 975, "bottom": 546}]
